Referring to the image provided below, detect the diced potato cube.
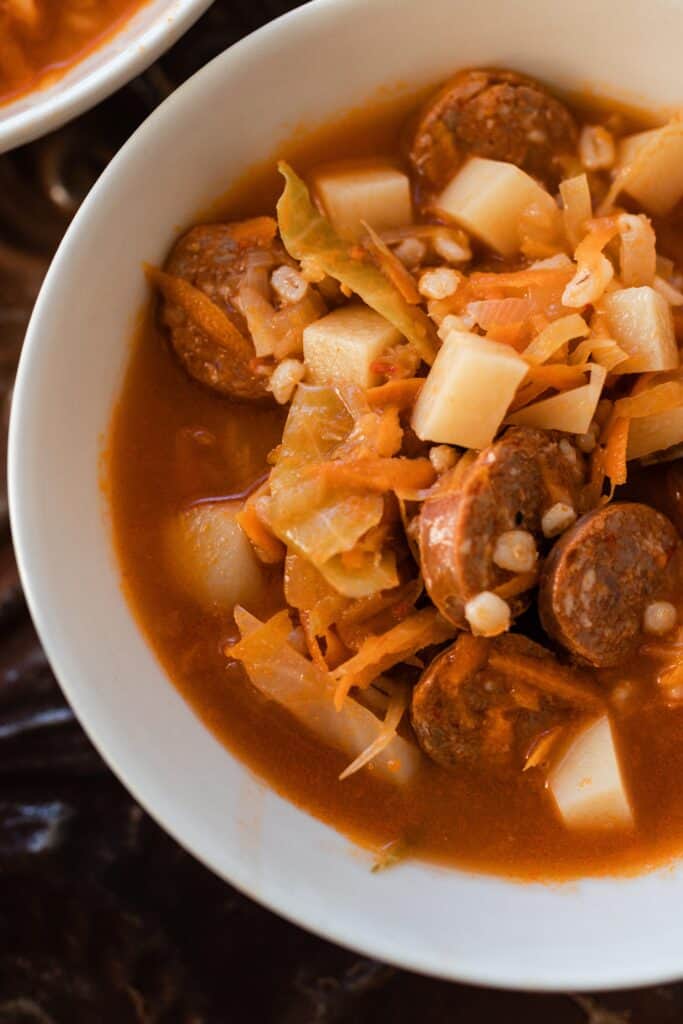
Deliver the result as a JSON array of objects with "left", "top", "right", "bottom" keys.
[
  {"left": 313, "top": 161, "right": 413, "bottom": 241},
  {"left": 508, "top": 364, "right": 606, "bottom": 434},
  {"left": 411, "top": 330, "right": 528, "bottom": 449},
  {"left": 165, "top": 501, "right": 266, "bottom": 612},
  {"left": 435, "top": 157, "right": 557, "bottom": 257},
  {"left": 617, "top": 121, "right": 683, "bottom": 216},
  {"left": 547, "top": 716, "right": 634, "bottom": 829},
  {"left": 600, "top": 286, "right": 678, "bottom": 373},
  {"left": 303, "top": 303, "right": 401, "bottom": 388}
]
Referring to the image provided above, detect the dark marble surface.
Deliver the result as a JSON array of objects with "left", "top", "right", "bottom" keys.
[{"left": 0, "top": 2, "right": 681, "bottom": 1019}]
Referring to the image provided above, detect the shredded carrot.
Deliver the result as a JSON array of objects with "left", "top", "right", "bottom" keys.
[
  {"left": 485, "top": 322, "right": 527, "bottom": 349},
  {"left": 322, "top": 627, "right": 350, "bottom": 670},
  {"left": 452, "top": 632, "right": 491, "bottom": 677},
  {"left": 469, "top": 266, "right": 573, "bottom": 294},
  {"left": 225, "top": 216, "right": 278, "bottom": 247},
  {"left": 524, "top": 364, "right": 590, "bottom": 390},
  {"left": 507, "top": 382, "right": 549, "bottom": 413},
  {"left": 237, "top": 500, "right": 286, "bottom": 564},
  {"left": 603, "top": 415, "right": 630, "bottom": 488},
  {"left": 311, "top": 457, "right": 436, "bottom": 495},
  {"left": 146, "top": 266, "right": 254, "bottom": 361},
  {"left": 493, "top": 571, "right": 539, "bottom": 601},
  {"left": 523, "top": 727, "right": 564, "bottom": 771},
  {"left": 582, "top": 441, "right": 608, "bottom": 509},
  {"left": 366, "top": 378, "right": 424, "bottom": 409},
  {"left": 331, "top": 607, "right": 456, "bottom": 708},
  {"left": 615, "top": 381, "right": 683, "bottom": 419},
  {"left": 487, "top": 651, "right": 602, "bottom": 708},
  {"left": 362, "top": 221, "right": 422, "bottom": 304},
  {"left": 300, "top": 612, "right": 329, "bottom": 671},
  {"left": 576, "top": 216, "right": 620, "bottom": 258}
]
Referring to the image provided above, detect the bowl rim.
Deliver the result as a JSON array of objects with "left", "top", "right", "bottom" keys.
[
  {"left": 9, "top": 0, "right": 683, "bottom": 994},
  {"left": 0, "top": 0, "right": 214, "bottom": 154}
]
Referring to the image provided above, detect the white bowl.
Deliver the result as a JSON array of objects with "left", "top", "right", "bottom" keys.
[
  {"left": 9, "top": 0, "right": 683, "bottom": 992},
  {"left": 0, "top": 0, "right": 213, "bottom": 154}
]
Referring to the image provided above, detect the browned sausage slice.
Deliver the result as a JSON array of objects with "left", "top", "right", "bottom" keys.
[
  {"left": 160, "top": 218, "right": 297, "bottom": 401},
  {"left": 418, "top": 427, "right": 587, "bottom": 628},
  {"left": 408, "top": 68, "right": 578, "bottom": 192},
  {"left": 539, "top": 502, "right": 680, "bottom": 668},
  {"left": 411, "top": 633, "right": 601, "bottom": 771}
]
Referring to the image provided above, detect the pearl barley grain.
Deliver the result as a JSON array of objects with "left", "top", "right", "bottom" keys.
[
  {"left": 418, "top": 267, "right": 461, "bottom": 300},
  {"left": 542, "top": 502, "right": 577, "bottom": 538},
  {"left": 643, "top": 601, "right": 677, "bottom": 636},
  {"left": 429, "top": 445, "right": 458, "bottom": 474},
  {"left": 269, "top": 359, "right": 305, "bottom": 404},
  {"left": 493, "top": 530, "right": 537, "bottom": 573},
  {"left": 465, "top": 591, "right": 511, "bottom": 637}
]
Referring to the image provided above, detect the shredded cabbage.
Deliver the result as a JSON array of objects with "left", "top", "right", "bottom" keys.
[
  {"left": 232, "top": 607, "right": 420, "bottom": 783},
  {"left": 276, "top": 162, "right": 438, "bottom": 363},
  {"left": 331, "top": 607, "right": 456, "bottom": 707},
  {"left": 267, "top": 385, "right": 385, "bottom": 566}
]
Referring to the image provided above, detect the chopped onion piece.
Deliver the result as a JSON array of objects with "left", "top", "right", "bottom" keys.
[
  {"left": 339, "top": 681, "right": 411, "bottom": 780},
  {"left": 522, "top": 313, "right": 589, "bottom": 365},
  {"left": 610, "top": 119, "right": 683, "bottom": 216},
  {"left": 618, "top": 214, "right": 656, "bottom": 287},
  {"left": 508, "top": 364, "right": 607, "bottom": 434},
  {"left": 560, "top": 174, "right": 592, "bottom": 250},
  {"left": 467, "top": 297, "right": 532, "bottom": 329}
]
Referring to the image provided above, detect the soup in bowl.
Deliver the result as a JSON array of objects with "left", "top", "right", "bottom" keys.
[{"left": 10, "top": 0, "right": 683, "bottom": 990}]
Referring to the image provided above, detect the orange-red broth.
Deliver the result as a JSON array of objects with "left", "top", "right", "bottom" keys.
[{"left": 108, "top": 89, "right": 683, "bottom": 880}]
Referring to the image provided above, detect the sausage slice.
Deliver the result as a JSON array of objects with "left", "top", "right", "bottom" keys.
[
  {"left": 411, "top": 633, "right": 601, "bottom": 771},
  {"left": 161, "top": 219, "right": 296, "bottom": 401},
  {"left": 539, "top": 502, "right": 680, "bottom": 668},
  {"left": 408, "top": 68, "right": 578, "bottom": 192},
  {"left": 418, "top": 427, "right": 587, "bottom": 628}
]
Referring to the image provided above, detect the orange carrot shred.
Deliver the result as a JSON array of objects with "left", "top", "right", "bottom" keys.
[
  {"left": 146, "top": 266, "right": 253, "bottom": 361},
  {"left": 311, "top": 457, "right": 436, "bottom": 494},
  {"left": 362, "top": 221, "right": 422, "bottom": 305},
  {"left": 603, "top": 415, "right": 630, "bottom": 488},
  {"left": 366, "top": 378, "right": 424, "bottom": 408},
  {"left": 236, "top": 502, "right": 286, "bottom": 564}
]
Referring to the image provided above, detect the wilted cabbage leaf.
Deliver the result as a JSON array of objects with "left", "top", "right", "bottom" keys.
[
  {"left": 266, "top": 384, "right": 385, "bottom": 567},
  {"left": 276, "top": 161, "right": 438, "bottom": 364}
]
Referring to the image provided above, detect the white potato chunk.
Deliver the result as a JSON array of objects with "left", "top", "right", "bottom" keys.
[
  {"left": 616, "top": 121, "right": 683, "bottom": 216},
  {"left": 508, "top": 364, "right": 606, "bottom": 434},
  {"left": 412, "top": 329, "right": 528, "bottom": 449},
  {"left": 313, "top": 162, "right": 413, "bottom": 241},
  {"left": 435, "top": 157, "right": 557, "bottom": 257},
  {"left": 303, "top": 302, "right": 401, "bottom": 388},
  {"left": 165, "top": 500, "right": 266, "bottom": 612},
  {"left": 600, "top": 286, "right": 678, "bottom": 373},
  {"left": 547, "top": 716, "right": 634, "bottom": 829}
]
